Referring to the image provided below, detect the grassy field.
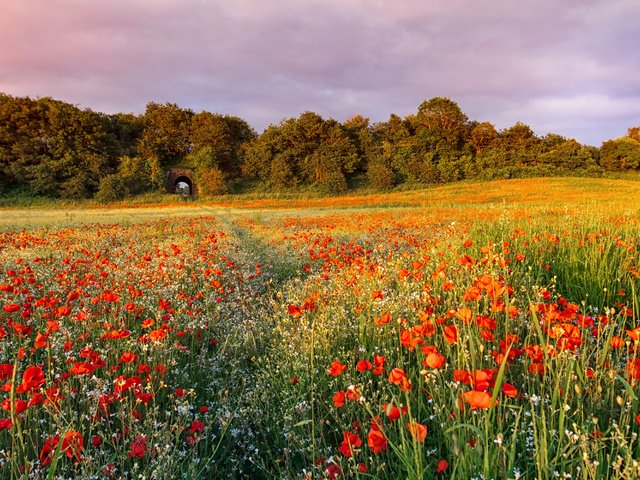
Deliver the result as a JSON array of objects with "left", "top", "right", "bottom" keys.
[{"left": 0, "top": 177, "right": 639, "bottom": 479}]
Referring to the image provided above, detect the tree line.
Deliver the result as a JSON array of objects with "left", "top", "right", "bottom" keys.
[{"left": 1, "top": 92, "right": 638, "bottom": 200}]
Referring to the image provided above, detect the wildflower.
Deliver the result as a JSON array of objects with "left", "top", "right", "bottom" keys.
[
  {"left": 502, "top": 383, "right": 518, "bottom": 398},
  {"left": 436, "top": 459, "right": 449, "bottom": 474},
  {"left": 407, "top": 422, "right": 427, "bottom": 442},
  {"left": 328, "top": 360, "right": 347, "bottom": 376},
  {"left": 424, "top": 352, "right": 446, "bottom": 369},
  {"left": 119, "top": 352, "right": 138, "bottom": 364},
  {"left": 189, "top": 420, "right": 204, "bottom": 434},
  {"left": 372, "top": 355, "right": 386, "bottom": 375},
  {"left": 388, "top": 367, "right": 412, "bottom": 391},
  {"left": 374, "top": 312, "right": 391, "bottom": 326},
  {"left": 333, "top": 391, "right": 346, "bottom": 408},
  {"left": 367, "top": 429, "right": 387, "bottom": 454},
  {"left": 356, "top": 360, "right": 372, "bottom": 372},
  {"left": 346, "top": 385, "right": 361, "bottom": 401},
  {"left": 128, "top": 434, "right": 147, "bottom": 458},
  {"left": 17, "top": 365, "right": 45, "bottom": 393},
  {"left": 61, "top": 430, "right": 84, "bottom": 462},
  {"left": 40, "top": 435, "right": 60, "bottom": 466},
  {"left": 464, "top": 390, "right": 497, "bottom": 410},
  {"left": 338, "top": 430, "right": 362, "bottom": 457}
]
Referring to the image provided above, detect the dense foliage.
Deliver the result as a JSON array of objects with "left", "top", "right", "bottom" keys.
[{"left": 1, "top": 92, "right": 638, "bottom": 199}]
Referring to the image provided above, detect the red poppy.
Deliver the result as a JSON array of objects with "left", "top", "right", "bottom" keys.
[
  {"left": 328, "top": 360, "right": 347, "bottom": 376},
  {"left": 346, "top": 385, "right": 361, "bottom": 401},
  {"left": 61, "top": 430, "right": 83, "bottom": 462},
  {"left": 443, "top": 325, "right": 458, "bottom": 344},
  {"left": 119, "top": 352, "right": 138, "bottom": 364},
  {"left": 464, "top": 390, "right": 497, "bottom": 410},
  {"left": 436, "top": 459, "right": 449, "bottom": 474},
  {"left": 374, "top": 312, "right": 392, "bottom": 326},
  {"left": 338, "top": 430, "right": 362, "bottom": 457},
  {"left": 40, "top": 435, "right": 60, "bottom": 466},
  {"left": 367, "top": 429, "right": 387, "bottom": 454},
  {"left": 356, "top": 360, "right": 372, "bottom": 372},
  {"left": 128, "top": 434, "right": 148, "bottom": 458},
  {"left": 189, "top": 420, "right": 204, "bottom": 434},
  {"left": 388, "top": 367, "right": 412, "bottom": 391},
  {"left": 17, "top": 365, "right": 45, "bottom": 394},
  {"left": 333, "top": 391, "right": 345, "bottom": 408},
  {"left": 502, "top": 383, "right": 518, "bottom": 398},
  {"left": 372, "top": 355, "right": 386, "bottom": 375}
]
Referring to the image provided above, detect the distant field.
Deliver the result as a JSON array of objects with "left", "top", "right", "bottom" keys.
[
  {"left": 1, "top": 177, "right": 639, "bottom": 479},
  {"left": 2, "top": 177, "right": 639, "bottom": 229}
]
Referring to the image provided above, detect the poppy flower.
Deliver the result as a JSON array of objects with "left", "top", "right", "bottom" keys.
[
  {"left": 333, "top": 391, "right": 346, "bottom": 408},
  {"left": 61, "top": 430, "right": 83, "bottom": 462},
  {"left": 356, "top": 360, "right": 372, "bottom": 372},
  {"left": 436, "top": 459, "right": 449, "bottom": 474},
  {"left": 383, "top": 402, "right": 406, "bottom": 421},
  {"left": 128, "top": 434, "right": 148, "bottom": 458},
  {"left": 407, "top": 422, "right": 427, "bottom": 442},
  {"left": 502, "top": 383, "right": 518, "bottom": 398},
  {"left": 372, "top": 355, "right": 386, "bottom": 375},
  {"left": 443, "top": 325, "right": 458, "bottom": 344},
  {"left": 17, "top": 365, "right": 45, "bottom": 393},
  {"left": 464, "top": 390, "right": 497, "bottom": 410},
  {"left": 338, "top": 430, "right": 362, "bottom": 457},
  {"left": 40, "top": 435, "right": 60, "bottom": 466},
  {"left": 189, "top": 420, "right": 204, "bottom": 434},
  {"left": 367, "top": 429, "right": 387, "bottom": 454},
  {"left": 627, "top": 327, "right": 640, "bottom": 342},
  {"left": 626, "top": 358, "right": 640, "bottom": 381},
  {"left": 424, "top": 353, "right": 446, "bottom": 369},
  {"left": 388, "top": 368, "right": 412, "bottom": 391},
  {"left": 119, "top": 352, "right": 138, "bottom": 364},
  {"left": 374, "top": 312, "right": 391, "bottom": 326},
  {"left": 327, "top": 360, "right": 347, "bottom": 376},
  {"left": 346, "top": 385, "right": 361, "bottom": 401}
]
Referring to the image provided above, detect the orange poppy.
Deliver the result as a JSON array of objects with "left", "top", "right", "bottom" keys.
[
  {"left": 464, "top": 390, "right": 497, "bottom": 409},
  {"left": 407, "top": 422, "right": 427, "bottom": 442}
]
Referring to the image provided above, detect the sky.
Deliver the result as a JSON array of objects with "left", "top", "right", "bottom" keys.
[{"left": 1, "top": 0, "right": 639, "bottom": 146}]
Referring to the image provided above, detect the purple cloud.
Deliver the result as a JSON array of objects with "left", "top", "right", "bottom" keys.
[{"left": 1, "top": 0, "right": 638, "bottom": 145}]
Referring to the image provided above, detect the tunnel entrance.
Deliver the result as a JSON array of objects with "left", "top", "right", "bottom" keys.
[{"left": 165, "top": 169, "right": 196, "bottom": 195}]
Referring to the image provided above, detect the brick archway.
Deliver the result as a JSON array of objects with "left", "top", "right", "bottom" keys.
[{"left": 165, "top": 168, "right": 197, "bottom": 195}]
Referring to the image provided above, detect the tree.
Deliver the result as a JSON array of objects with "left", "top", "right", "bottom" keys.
[
  {"left": 242, "top": 112, "right": 356, "bottom": 192},
  {"left": 600, "top": 137, "right": 640, "bottom": 170},
  {"left": 415, "top": 97, "right": 469, "bottom": 159},
  {"left": 138, "top": 102, "right": 193, "bottom": 168},
  {"left": 190, "top": 112, "right": 256, "bottom": 177},
  {"left": 499, "top": 122, "right": 540, "bottom": 167},
  {"left": 468, "top": 122, "right": 498, "bottom": 155},
  {"left": 627, "top": 127, "right": 640, "bottom": 143}
]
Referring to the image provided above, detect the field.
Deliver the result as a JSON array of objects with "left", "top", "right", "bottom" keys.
[{"left": 1, "top": 177, "right": 639, "bottom": 479}]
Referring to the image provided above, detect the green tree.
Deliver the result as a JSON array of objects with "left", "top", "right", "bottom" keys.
[
  {"left": 600, "top": 137, "right": 640, "bottom": 170},
  {"left": 190, "top": 112, "right": 255, "bottom": 177},
  {"left": 138, "top": 102, "right": 193, "bottom": 168}
]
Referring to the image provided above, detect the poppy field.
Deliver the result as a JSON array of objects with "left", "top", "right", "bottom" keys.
[{"left": 1, "top": 178, "right": 639, "bottom": 479}]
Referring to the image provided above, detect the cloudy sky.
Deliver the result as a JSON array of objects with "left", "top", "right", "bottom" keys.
[{"left": 1, "top": 0, "right": 638, "bottom": 146}]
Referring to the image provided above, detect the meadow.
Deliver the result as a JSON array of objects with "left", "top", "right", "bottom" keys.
[{"left": 0, "top": 177, "right": 639, "bottom": 479}]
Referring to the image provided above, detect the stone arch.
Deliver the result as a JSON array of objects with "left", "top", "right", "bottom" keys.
[{"left": 165, "top": 168, "right": 197, "bottom": 195}]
